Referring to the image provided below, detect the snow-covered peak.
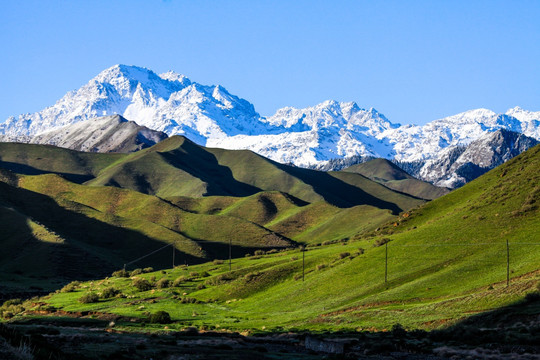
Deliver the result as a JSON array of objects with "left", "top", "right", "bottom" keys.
[
  {"left": 506, "top": 106, "right": 540, "bottom": 122},
  {"left": 1, "top": 64, "right": 539, "bottom": 180},
  {"left": 159, "top": 70, "right": 191, "bottom": 86}
]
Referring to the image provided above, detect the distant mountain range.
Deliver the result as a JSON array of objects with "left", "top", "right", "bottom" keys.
[{"left": 1, "top": 64, "right": 539, "bottom": 188}]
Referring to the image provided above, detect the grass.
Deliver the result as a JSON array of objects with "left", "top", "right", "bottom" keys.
[
  {"left": 6, "top": 144, "right": 536, "bottom": 333},
  {"left": 0, "top": 138, "right": 427, "bottom": 296},
  {"left": 343, "top": 158, "right": 450, "bottom": 200}
]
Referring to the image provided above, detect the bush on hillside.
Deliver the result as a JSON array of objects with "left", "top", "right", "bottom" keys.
[
  {"left": 132, "top": 278, "right": 152, "bottom": 292},
  {"left": 112, "top": 269, "right": 129, "bottom": 278},
  {"left": 338, "top": 252, "right": 350, "bottom": 259},
  {"left": 148, "top": 311, "right": 171, "bottom": 324},
  {"left": 254, "top": 250, "right": 265, "bottom": 256},
  {"left": 60, "top": 281, "right": 81, "bottom": 293},
  {"left": 205, "top": 274, "right": 233, "bottom": 286},
  {"left": 0, "top": 299, "right": 25, "bottom": 319},
  {"left": 173, "top": 276, "right": 188, "bottom": 287},
  {"left": 143, "top": 267, "right": 154, "bottom": 273},
  {"left": 101, "top": 287, "right": 121, "bottom": 299},
  {"left": 130, "top": 268, "right": 143, "bottom": 276},
  {"left": 155, "top": 278, "right": 170, "bottom": 289},
  {"left": 374, "top": 238, "right": 391, "bottom": 247},
  {"left": 78, "top": 293, "right": 99, "bottom": 304},
  {"left": 213, "top": 259, "right": 224, "bottom": 265}
]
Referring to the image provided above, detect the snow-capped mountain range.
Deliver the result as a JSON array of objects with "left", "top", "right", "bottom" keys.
[{"left": 1, "top": 64, "right": 539, "bottom": 187}]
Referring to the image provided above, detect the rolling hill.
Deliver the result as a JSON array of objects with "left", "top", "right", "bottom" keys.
[
  {"left": 18, "top": 143, "right": 539, "bottom": 335},
  {"left": 0, "top": 139, "right": 425, "bottom": 297},
  {"left": 343, "top": 158, "right": 450, "bottom": 200}
]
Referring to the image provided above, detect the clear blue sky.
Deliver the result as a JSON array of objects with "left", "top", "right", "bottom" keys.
[{"left": 1, "top": 0, "right": 539, "bottom": 125}]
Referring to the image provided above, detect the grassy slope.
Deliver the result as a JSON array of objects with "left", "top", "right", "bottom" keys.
[
  {"left": 0, "top": 172, "right": 295, "bottom": 294},
  {"left": 0, "top": 138, "right": 422, "bottom": 212},
  {"left": 87, "top": 136, "right": 423, "bottom": 212},
  {"left": 343, "top": 158, "right": 450, "bottom": 200},
  {"left": 0, "top": 142, "right": 122, "bottom": 183},
  {"left": 34, "top": 145, "right": 540, "bottom": 331}
]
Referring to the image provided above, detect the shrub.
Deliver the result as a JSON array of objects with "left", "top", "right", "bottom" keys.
[
  {"left": 391, "top": 323, "right": 407, "bottom": 337},
  {"left": 338, "top": 252, "right": 350, "bottom": 259},
  {"left": 189, "top": 272, "right": 200, "bottom": 278},
  {"left": 176, "top": 297, "right": 202, "bottom": 304},
  {"left": 143, "top": 267, "right": 154, "bottom": 273},
  {"left": 132, "top": 278, "right": 152, "bottom": 292},
  {"left": 374, "top": 238, "right": 391, "bottom": 247},
  {"left": 3, "top": 299, "right": 22, "bottom": 307},
  {"left": 130, "top": 268, "right": 143, "bottom": 276},
  {"left": 524, "top": 292, "right": 540, "bottom": 303},
  {"left": 148, "top": 311, "right": 171, "bottom": 324},
  {"left": 60, "top": 281, "right": 80, "bottom": 293},
  {"left": 254, "top": 250, "right": 265, "bottom": 256},
  {"left": 78, "top": 293, "right": 99, "bottom": 304},
  {"left": 244, "top": 272, "right": 260, "bottom": 282},
  {"left": 112, "top": 269, "right": 129, "bottom": 278},
  {"left": 213, "top": 259, "right": 224, "bottom": 265},
  {"left": 205, "top": 274, "right": 233, "bottom": 286},
  {"left": 0, "top": 299, "right": 25, "bottom": 319},
  {"left": 173, "top": 276, "right": 187, "bottom": 287},
  {"left": 156, "top": 278, "right": 170, "bottom": 289},
  {"left": 101, "top": 287, "right": 120, "bottom": 299}
]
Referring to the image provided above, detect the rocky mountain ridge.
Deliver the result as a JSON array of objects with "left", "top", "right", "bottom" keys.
[{"left": 1, "top": 64, "right": 538, "bottom": 187}]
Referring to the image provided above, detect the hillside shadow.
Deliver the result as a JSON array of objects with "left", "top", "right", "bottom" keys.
[
  {"left": 0, "top": 161, "right": 94, "bottom": 183},
  {"left": 0, "top": 182, "right": 203, "bottom": 291},
  {"left": 428, "top": 294, "right": 540, "bottom": 347},
  {"left": 274, "top": 162, "right": 404, "bottom": 212},
  {"left": 159, "top": 140, "right": 262, "bottom": 197}
]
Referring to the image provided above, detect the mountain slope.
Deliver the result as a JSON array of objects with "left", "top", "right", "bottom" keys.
[
  {"left": 87, "top": 136, "right": 423, "bottom": 211},
  {"left": 29, "top": 115, "right": 168, "bottom": 153},
  {"left": 2, "top": 64, "right": 538, "bottom": 177},
  {"left": 418, "top": 129, "right": 539, "bottom": 187},
  {"left": 343, "top": 158, "right": 450, "bottom": 200},
  {"left": 31, "top": 144, "right": 540, "bottom": 333},
  {"left": 0, "top": 170, "right": 295, "bottom": 294}
]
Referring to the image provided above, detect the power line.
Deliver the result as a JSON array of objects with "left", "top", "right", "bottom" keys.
[{"left": 124, "top": 242, "right": 174, "bottom": 268}]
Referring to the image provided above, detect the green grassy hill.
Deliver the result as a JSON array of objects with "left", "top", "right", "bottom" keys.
[
  {"left": 343, "top": 158, "right": 449, "bottom": 200},
  {"left": 0, "top": 137, "right": 423, "bottom": 212},
  {"left": 18, "top": 144, "right": 539, "bottom": 333},
  {"left": 0, "top": 171, "right": 295, "bottom": 296},
  {"left": 0, "top": 138, "right": 427, "bottom": 297}
]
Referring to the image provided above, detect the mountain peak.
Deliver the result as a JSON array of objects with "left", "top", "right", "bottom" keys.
[{"left": 159, "top": 70, "right": 191, "bottom": 86}]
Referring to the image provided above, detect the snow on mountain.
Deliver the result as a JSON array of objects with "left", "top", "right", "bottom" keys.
[
  {"left": 208, "top": 101, "right": 398, "bottom": 167},
  {"left": 0, "top": 65, "right": 266, "bottom": 144},
  {"left": 418, "top": 129, "right": 539, "bottom": 188},
  {"left": 1, "top": 64, "right": 539, "bottom": 187}
]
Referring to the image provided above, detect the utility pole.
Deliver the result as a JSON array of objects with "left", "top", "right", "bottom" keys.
[
  {"left": 172, "top": 241, "right": 175, "bottom": 269},
  {"left": 506, "top": 239, "right": 510, "bottom": 287},
  {"left": 302, "top": 247, "right": 305, "bottom": 282},
  {"left": 385, "top": 242, "right": 388, "bottom": 284},
  {"left": 229, "top": 238, "right": 232, "bottom": 272}
]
